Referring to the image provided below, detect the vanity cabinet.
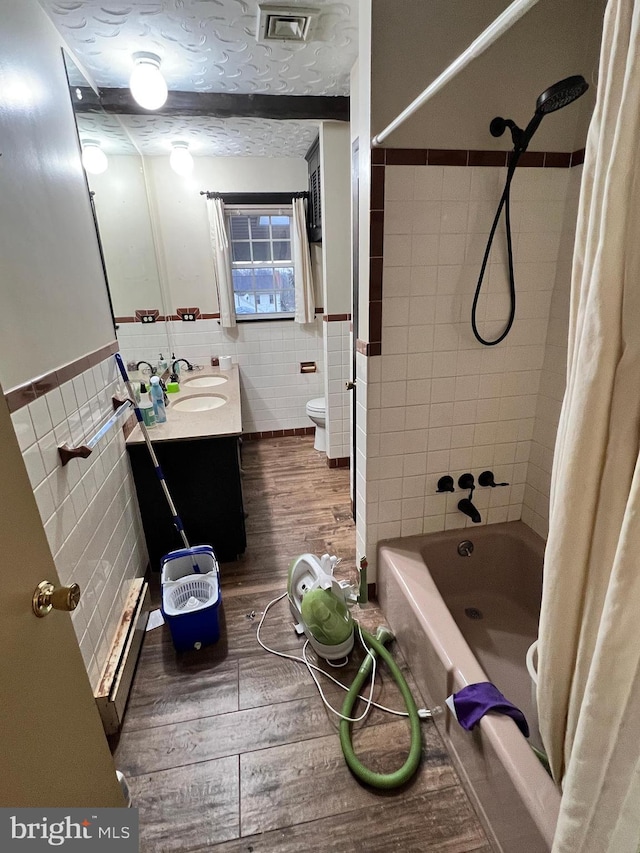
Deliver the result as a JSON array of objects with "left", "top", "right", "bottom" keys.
[{"left": 127, "top": 435, "right": 246, "bottom": 568}]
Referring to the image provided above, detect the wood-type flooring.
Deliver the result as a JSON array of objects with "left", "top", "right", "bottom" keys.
[{"left": 113, "top": 436, "right": 491, "bottom": 852}]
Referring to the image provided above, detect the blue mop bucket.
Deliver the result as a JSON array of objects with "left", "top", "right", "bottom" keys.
[{"left": 160, "top": 546, "right": 222, "bottom": 651}]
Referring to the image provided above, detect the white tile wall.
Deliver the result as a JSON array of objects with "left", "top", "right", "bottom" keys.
[
  {"left": 162, "top": 318, "right": 324, "bottom": 434},
  {"left": 357, "top": 164, "right": 578, "bottom": 576},
  {"left": 522, "top": 165, "right": 583, "bottom": 538},
  {"left": 11, "top": 356, "right": 148, "bottom": 691},
  {"left": 324, "top": 319, "right": 351, "bottom": 459}
]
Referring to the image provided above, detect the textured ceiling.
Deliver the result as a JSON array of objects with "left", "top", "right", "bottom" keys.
[
  {"left": 76, "top": 111, "right": 319, "bottom": 156},
  {"left": 41, "top": 0, "right": 358, "bottom": 96},
  {"left": 47, "top": 1, "right": 350, "bottom": 156}
]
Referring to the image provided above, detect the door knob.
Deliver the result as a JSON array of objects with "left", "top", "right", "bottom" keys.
[
  {"left": 345, "top": 380, "right": 356, "bottom": 390},
  {"left": 32, "top": 581, "right": 81, "bottom": 618}
]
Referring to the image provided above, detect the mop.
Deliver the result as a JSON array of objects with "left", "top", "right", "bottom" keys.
[{"left": 115, "top": 353, "right": 201, "bottom": 573}]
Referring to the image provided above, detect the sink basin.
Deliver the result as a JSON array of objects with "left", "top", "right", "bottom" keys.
[
  {"left": 173, "top": 394, "right": 227, "bottom": 412},
  {"left": 183, "top": 375, "right": 228, "bottom": 388}
]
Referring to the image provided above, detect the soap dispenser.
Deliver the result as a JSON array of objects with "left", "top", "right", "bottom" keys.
[{"left": 157, "top": 353, "right": 168, "bottom": 375}]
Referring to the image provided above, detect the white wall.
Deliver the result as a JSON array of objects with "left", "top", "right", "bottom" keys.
[
  {"left": 1, "top": 0, "right": 148, "bottom": 686},
  {"left": 370, "top": 0, "right": 606, "bottom": 151},
  {"left": 89, "top": 155, "right": 164, "bottom": 317},
  {"left": 0, "top": 0, "right": 115, "bottom": 390}
]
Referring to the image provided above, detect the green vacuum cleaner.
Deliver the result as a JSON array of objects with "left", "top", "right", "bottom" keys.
[{"left": 286, "top": 553, "right": 423, "bottom": 790}]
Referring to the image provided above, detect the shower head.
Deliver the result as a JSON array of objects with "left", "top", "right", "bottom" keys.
[
  {"left": 535, "top": 75, "right": 589, "bottom": 115},
  {"left": 489, "top": 75, "right": 589, "bottom": 154}
]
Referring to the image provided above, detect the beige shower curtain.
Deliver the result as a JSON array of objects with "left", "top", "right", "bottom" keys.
[
  {"left": 206, "top": 196, "right": 236, "bottom": 328},
  {"left": 537, "top": 1, "right": 640, "bottom": 850}
]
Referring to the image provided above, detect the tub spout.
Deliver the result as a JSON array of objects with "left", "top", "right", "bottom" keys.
[{"left": 458, "top": 498, "right": 481, "bottom": 524}]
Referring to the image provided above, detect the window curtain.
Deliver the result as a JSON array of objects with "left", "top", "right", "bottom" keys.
[
  {"left": 291, "top": 196, "right": 315, "bottom": 324},
  {"left": 537, "top": 2, "right": 640, "bottom": 850},
  {"left": 205, "top": 197, "right": 236, "bottom": 328}
]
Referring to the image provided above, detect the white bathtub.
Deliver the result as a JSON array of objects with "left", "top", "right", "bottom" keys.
[{"left": 378, "top": 520, "right": 560, "bottom": 853}]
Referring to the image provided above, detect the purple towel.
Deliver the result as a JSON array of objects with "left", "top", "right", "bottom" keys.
[{"left": 446, "top": 682, "right": 530, "bottom": 738}]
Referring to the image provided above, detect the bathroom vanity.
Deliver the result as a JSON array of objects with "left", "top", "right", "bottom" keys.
[{"left": 126, "top": 365, "right": 246, "bottom": 567}]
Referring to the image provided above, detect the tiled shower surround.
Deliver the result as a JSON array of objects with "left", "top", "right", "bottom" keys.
[
  {"left": 356, "top": 161, "right": 582, "bottom": 571},
  {"left": 9, "top": 355, "right": 148, "bottom": 689}
]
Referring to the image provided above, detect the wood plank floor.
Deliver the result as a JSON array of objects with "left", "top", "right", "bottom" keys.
[{"left": 113, "top": 436, "right": 491, "bottom": 852}]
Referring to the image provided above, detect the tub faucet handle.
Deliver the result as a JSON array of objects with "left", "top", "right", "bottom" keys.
[
  {"left": 458, "top": 473, "right": 475, "bottom": 491},
  {"left": 478, "top": 470, "right": 509, "bottom": 488},
  {"left": 436, "top": 475, "right": 455, "bottom": 493}
]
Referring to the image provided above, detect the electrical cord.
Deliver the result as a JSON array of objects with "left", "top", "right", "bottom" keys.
[{"left": 256, "top": 591, "right": 430, "bottom": 720}]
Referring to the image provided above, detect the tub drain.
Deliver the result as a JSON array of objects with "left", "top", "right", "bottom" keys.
[{"left": 465, "top": 607, "right": 483, "bottom": 620}]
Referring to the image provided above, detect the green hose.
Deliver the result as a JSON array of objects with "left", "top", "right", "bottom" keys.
[{"left": 339, "top": 624, "right": 422, "bottom": 789}]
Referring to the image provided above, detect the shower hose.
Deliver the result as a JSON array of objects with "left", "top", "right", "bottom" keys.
[
  {"left": 339, "top": 624, "right": 422, "bottom": 789},
  {"left": 471, "top": 148, "right": 523, "bottom": 346}
]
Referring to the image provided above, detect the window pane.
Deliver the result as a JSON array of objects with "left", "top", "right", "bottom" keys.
[
  {"left": 253, "top": 242, "right": 272, "bottom": 262},
  {"left": 274, "top": 267, "right": 294, "bottom": 288},
  {"left": 230, "top": 217, "right": 250, "bottom": 240},
  {"left": 271, "top": 223, "right": 290, "bottom": 239},
  {"left": 232, "top": 269, "right": 255, "bottom": 291},
  {"left": 257, "top": 293, "right": 277, "bottom": 313},
  {"left": 232, "top": 241, "right": 251, "bottom": 262},
  {"left": 273, "top": 240, "right": 291, "bottom": 260},
  {"left": 250, "top": 218, "right": 270, "bottom": 240},
  {"left": 255, "top": 269, "right": 274, "bottom": 290},
  {"left": 234, "top": 292, "right": 256, "bottom": 314}
]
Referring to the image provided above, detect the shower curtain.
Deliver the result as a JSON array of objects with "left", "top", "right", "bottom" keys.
[
  {"left": 206, "top": 197, "right": 236, "bottom": 328},
  {"left": 537, "top": 1, "right": 640, "bottom": 850}
]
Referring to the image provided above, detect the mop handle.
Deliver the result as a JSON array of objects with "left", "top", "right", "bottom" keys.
[{"left": 114, "top": 353, "right": 191, "bottom": 551}]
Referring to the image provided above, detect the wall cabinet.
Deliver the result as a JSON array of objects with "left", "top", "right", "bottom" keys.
[{"left": 127, "top": 435, "right": 246, "bottom": 568}]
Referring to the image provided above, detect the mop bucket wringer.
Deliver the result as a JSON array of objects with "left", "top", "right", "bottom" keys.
[{"left": 160, "top": 546, "right": 221, "bottom": 652}]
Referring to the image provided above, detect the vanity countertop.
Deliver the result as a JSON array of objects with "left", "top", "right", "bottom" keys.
[{"left": 126, "top": 364, "right": 242, "bottom": 444}]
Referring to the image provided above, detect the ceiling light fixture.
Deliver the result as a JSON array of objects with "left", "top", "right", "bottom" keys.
[
  {"left": 129, "top": 52, "right": 168, "bottom": 111},
  {"left": 170, "top": 141, "right": 194, "bottom": 176},
  {"left": 81, "top": 140, "right": 108, "bottom": 175}
]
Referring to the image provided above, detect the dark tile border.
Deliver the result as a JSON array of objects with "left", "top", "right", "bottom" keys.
[
  {"left": 4, "top": 341, "right": 118, "bottom": 413},
  {"left": 324, "top": 314, "right": 351, "bottom": 322},
  {"left": 372, "top": 147, "right": 583, "bottom": 168},
  {"left": 327, "top": 456, "right": 350, "bottom": 469},
  {"left": 243, "top": 427, "right": 315, "bottom": 441}
]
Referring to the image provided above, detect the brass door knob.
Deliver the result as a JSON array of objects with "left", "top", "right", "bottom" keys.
[{"left": 32, "top": 581, "right": 81, "bottom": 618}]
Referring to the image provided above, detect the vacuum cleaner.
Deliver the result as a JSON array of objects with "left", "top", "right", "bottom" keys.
[{"left": 279, "top": 552, "right": 423, "bottom": 790}]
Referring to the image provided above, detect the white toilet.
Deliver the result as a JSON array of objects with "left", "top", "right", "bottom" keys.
[{"left": 305, "top": 397, "right": 326, "bottom": 452}]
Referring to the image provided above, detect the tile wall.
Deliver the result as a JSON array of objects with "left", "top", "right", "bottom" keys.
[
  {"left": 10, "top": 355, "right": 148, "bottom": 690},
  {"left": 118, "top": 317, "right": 324, "bottom": 436},
  {"left": 324, "top": 317, "right": 352, "bottom": 460},
  {"left": 523, "top": 165, "right": 583, "bottom": 537},
  {"left": 357, "top": 162, "right": 578, "bottom": 575}
]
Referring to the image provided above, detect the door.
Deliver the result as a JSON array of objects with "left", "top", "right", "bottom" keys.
[{"left": 0, "top": 387, "right": 124, "bottom": 807}]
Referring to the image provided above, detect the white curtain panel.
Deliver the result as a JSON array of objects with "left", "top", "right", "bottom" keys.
[
  {"left": 291, "top": 197, "right": 316, "bottom": 324},
  {"left": 538, "top": 2, "right": 640, "bottom": 850},
  {"left": 206, "top": 197, "right": 236, "bottom": 329}
]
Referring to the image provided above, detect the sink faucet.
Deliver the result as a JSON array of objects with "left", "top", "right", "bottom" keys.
[
  {"left": 172, "top": 358, "right": 194, "bottom": 373},
  {"left": 136, "top": 360, "right": 156, "bottom": 375},
  {"left": 458, "top": 498, "right": 481, "bottom": 524}
]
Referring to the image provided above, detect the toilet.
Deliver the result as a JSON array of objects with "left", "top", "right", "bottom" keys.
[{"left": 305, "top": 397, "right": 326, "bottom": 452}]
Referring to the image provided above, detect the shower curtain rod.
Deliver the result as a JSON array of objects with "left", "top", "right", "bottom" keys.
[{"left": 371, "top": 0, "right": 541, "bottom": 146}]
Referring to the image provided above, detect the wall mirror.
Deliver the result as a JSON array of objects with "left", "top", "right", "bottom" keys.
[{"left": 63, "top": 51, "right": 172, "bottom": 367}]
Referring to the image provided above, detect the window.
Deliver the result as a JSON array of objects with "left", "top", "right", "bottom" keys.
[{"left": 227, "top": 206, "right": 295, "bottom": 319}]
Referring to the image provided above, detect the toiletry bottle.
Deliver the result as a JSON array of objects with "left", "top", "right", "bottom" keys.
[
  {"left": 150, "top": 375, "right": 167, "bottom": 423},
  {"left": 138, "top": 383, "right": 156, "bottom": 428},
  {"left": 158, "top": 353, "right": 168, "bottom": 375}
]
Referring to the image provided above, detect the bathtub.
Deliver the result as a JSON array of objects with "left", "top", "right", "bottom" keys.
[{"left": 378, "top": 520, "right": 560, "bottom": 853}]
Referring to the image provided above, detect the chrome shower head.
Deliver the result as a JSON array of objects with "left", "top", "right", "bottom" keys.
[{"left": 535, "top": 75, "right": 589, "bottom": 115}]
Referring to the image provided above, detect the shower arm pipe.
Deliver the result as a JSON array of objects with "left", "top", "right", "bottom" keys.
[{"left": 371, "top": 0, "right": 541, "bottom": 147}]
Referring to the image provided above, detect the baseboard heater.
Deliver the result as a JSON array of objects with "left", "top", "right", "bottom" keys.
[{"left": 95, "top": 577, "right": 150, "bottom": 735}]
